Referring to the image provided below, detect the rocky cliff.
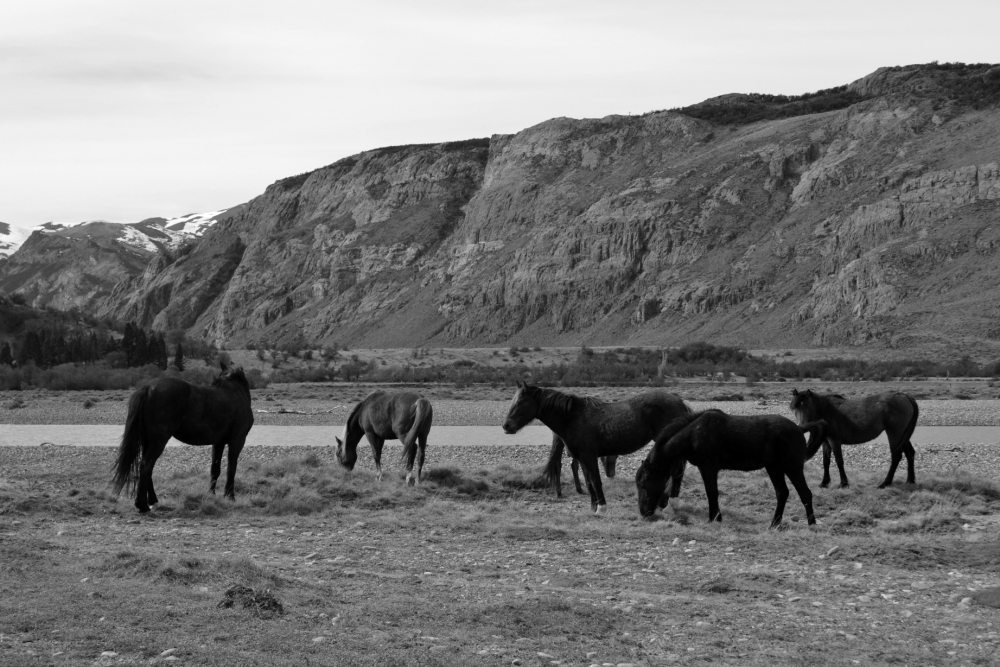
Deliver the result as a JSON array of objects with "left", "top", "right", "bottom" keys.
[{"left": 5, "top": 63, "right": 1000, "bottom": 356}]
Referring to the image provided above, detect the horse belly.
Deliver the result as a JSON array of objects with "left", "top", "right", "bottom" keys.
[
  {"left": 172, "top": 420, "right": 232, "bottom": 446},
  {"left": 593, "top": 420, "right": 652, "bottom": 456}
]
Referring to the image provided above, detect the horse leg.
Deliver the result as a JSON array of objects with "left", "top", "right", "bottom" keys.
[
  {"left": 668, "top": 461, "right": 686, "bottom": 499},
  {"left": 878, "top": 442, "right": 904, "bottom": 489},
  {"left": 578, "top": 455, "right": 606, "bottom": 514},
  {"left": 570, "top": 457, "right": 584, "bottom": 494},
  {"left": 136, "top": 438, "right": 167, "bottom": 513},
  {"left": 602, "top": 456, "right": 617, "bottom": 479},
  {"left": 785, "top": 466, "right": 816, "bottom": 526},
  {"left": 210, "top": 443, "right": 225, "bottom": 494},
  {"left": 764, "top": 465, "right": 790, "bottom": 529},
  {"left": 832, "top": 441, "right": 849, "bottom": 488},
  {"left": 366, "top": 432, "right": 385, "bottom": 481},
  {"left": 903, "top": 440, "right": 916, "bottom": 484},
  {"left": 413, "top": 434, "right": 427, "bottom": 485},
  {"left": 223, "top": 438, "right": 246, "bottom": 501},
  {"left": 820, "top": 441, "right": 832, "bottom": 488},
  {"left": 701, "top": 467, "right": 722, "bottom": 523}
]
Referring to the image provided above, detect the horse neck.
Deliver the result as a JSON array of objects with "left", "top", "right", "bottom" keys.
[
  {"left": 648, "top": 419, "right": 695, "bottom": 474},
  {"left": 533, "top": 388, "right": 576, "bottom": 434}
]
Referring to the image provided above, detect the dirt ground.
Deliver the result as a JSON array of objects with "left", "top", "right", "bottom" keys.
[{"left": 1, "top": 383, "right": 1000, "bottom": 666}]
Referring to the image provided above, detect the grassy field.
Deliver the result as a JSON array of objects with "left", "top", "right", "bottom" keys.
[{"left": 1, "top": 442, "right": 999, "bottom": 667}]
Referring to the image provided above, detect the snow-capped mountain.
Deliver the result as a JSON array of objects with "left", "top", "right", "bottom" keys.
[{"left": 0, "top": 208, "right": 235, "bottom": 258}]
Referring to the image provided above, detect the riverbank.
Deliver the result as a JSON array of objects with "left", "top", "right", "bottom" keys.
[{"left": 3, "top": 380, "right": 1000, "bottom": 426}]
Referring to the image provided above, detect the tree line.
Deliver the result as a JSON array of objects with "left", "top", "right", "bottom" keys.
[{"left": 0, "top": 321, "right": 180, "bottom": 371}]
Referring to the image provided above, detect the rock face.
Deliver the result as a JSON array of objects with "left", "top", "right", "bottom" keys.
[{"left": 5, "top": 64, "right": 1000, "bottom": 355}]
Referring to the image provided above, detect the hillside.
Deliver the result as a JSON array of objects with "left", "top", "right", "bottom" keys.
[{"left": 3, "top": 63, "right": 1000, "bottom": 357}]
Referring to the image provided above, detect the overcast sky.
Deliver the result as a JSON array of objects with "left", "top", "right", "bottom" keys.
[{"left": 2, "top": 0, "right": 998, "bottom": 225}]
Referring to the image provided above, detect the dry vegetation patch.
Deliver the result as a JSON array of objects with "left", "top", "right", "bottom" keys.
[{"left": 1, "top": 446, "right": 998, "bottom": 666}]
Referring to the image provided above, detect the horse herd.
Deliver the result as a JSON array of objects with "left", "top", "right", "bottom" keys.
[{"left": 111, "top": 363, "right": 920, "bottom": 528}]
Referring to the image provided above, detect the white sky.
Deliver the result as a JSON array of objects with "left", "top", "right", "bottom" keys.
[{"left": 2, "top": 0, "right": 998, "bottom": 225}]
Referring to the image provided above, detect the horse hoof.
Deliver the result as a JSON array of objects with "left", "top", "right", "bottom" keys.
[
  {"left": 406, "top": 474, "right": 414, "bottom": 486},
  {"left": 839, "top": 482, "right": 850, "bottom": 489},
  {"left": 594, "top": 504, "right": 607, "bottom": 515},
  {"left": 136, "top": 506, "right": 150, "bottom": 514},
  {"left": 819, "top": 482, "right": 830, "bottom": 489}
]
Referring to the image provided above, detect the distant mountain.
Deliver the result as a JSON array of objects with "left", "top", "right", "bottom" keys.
[
  {"left": 4, "top": 63, "right": 1000, "bottom": 358},
  {"left": 0, "top": 207, "right": 241, "bottom": 311}
]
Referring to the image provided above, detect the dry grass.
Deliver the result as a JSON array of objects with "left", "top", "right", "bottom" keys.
[{"left": 1, "top": 450, "right": 999, "bottom": 666}]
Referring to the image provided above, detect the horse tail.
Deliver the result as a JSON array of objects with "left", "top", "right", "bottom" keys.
[
  {"left": 400, "top": 398, "right": 432, "bottom": 468},
  {"left": 801, "top": 419, "right": 827, "bottom": 461},
  {"left": 111, "top": 385, "right": 150, "bottom": 496},
  {"left": 901, "top": 395, "right": 919, "bottom": 446},
  {"left": 540, "top": 434, "right": 565, "bottom": 490}
]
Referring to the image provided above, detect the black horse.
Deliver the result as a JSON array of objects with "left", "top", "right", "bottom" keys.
[
  {"left": 335, "top": 391, "right": 433, "bottom": 485},
  {"left": 790, "top": 389, "right": 919, "bottom": 488},
  {"left": 503, "top": 383, "right": 690, "bottom": 513},
  {"left": 111, "top": 363, "right": 254, "bottom": 513},
  {"left": 636, "top": 411, "right": 824, "bottom": 528},
  {"left": 544, "top": 434, "right": 618, "bottom": 498}
]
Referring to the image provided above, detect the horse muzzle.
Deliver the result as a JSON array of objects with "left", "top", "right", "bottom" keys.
[{"left": 502, "top": 421, "right": 518, "bottom": 434}]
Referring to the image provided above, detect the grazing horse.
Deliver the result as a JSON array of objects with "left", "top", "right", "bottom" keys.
[
  {"left": 111, "top": 363, "right": 254, "bottom": 513},
  {"left": 502, "top": 382, "right": 690, "bottom": 513},
  {"left": 544, "top": 434, "right": 618, "bottom": 498},
  {"left": 790, "top": 389, "right": 919, "bottom": 488},
  {"left": 636, "top": 411, "right": 824, "bottom": 528},
  {"left": 335, "top": 391, "right": 433, "bottom": 485}
]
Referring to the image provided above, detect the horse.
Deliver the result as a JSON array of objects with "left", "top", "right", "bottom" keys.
[
  {"left": 544, "top": 434, "right": 618, "bottom": 498},
  {"left": 502, "top": 382, "right": 690, "bottom": 513},
  {"left": 111, "top": 362, "right": 254, "bottom": 513},
  {"left": 635, "top": 410, "right": 825, "bottom": 528},
  {"left": 790, "top": 389, "right": 919, "bottom": 488},
  {"left": 335, "top": 391, "right": 433, "bottom": 485}
]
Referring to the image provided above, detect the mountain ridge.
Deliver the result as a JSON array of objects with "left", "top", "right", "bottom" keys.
[{"left": 3, "top": 63, "right": 1000, "bottom": 358}]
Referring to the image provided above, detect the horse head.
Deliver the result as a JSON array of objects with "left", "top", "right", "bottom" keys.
[
  {"left": 214, "top": 363, "right": 250, "bottom": 393},
  {"left": 335, "top": 426, "right": 357, "bottom": 470},
  {"left": 789, "top": 388, "right": 816, "bottom": 422},
  {"left": 635, "top": 460, "right": 667, "bottom": 519},
  {"left": 502, "top": 381, "right": 538, "bottom": 434}
]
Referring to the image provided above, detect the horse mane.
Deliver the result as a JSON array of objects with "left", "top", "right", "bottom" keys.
[
  {"left": 649, "top": 411, "right": 705, "bottom": 466},
  {"left": 344, "top": 397, "right": 367, "bottom": 433},
  {"left": 536, "top": 387, "right": 579, "bottom": 417},
  {"left": 214, "top": 366, "right": 250, "bottom": 392}
]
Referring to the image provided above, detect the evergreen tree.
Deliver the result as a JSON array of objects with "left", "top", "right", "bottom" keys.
[
  {"left": 173, "top": 342, "right": 185, "bottom": 371},
  {"left": 0, "top": 342, "right": 13, "bottom": 367},
  {"left": 134, "top": 329, "right": 148, "bottom": 367},
  {"left": 19, "top": 331, "right": 42, "bottom": 366},
  {"left": 122, "top": 323, "right": 137, "bottom": 367},
  {"left": 154, "top": 334, "right": 168, "bottom": 370}
]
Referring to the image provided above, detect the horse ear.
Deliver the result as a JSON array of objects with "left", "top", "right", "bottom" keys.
[
  {"left": 219, "top": 359, "right": 228, "bottom": 371},
  {"left": 516, "top": 380, "right": 523, "bottom": 389},
  {"left": 792, "top": 389, "right": 799, "bottom": 396},
  {"left": 334, "top": 436, "right": 342, "bottom": 446}
]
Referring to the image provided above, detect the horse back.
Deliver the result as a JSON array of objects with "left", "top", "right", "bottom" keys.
[
  {"left": 575, "top": 391, "right": 687, "bottom": 456},
  {"left": 360, "top": 391, "right": 429, "bottom": 441},
  {"left": 151, "top": 377, "right": 253, "bottom": 446},
  {"left": 823, "top": 392, "right": 913, "bottom": 444},
  {"left": 686, "top": 412, "right": 805, "bottom": 472}
]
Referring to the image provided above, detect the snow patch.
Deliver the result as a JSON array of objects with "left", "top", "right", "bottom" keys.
[{"left": 0, "top": 222, "right": 34, "bottom": 257}]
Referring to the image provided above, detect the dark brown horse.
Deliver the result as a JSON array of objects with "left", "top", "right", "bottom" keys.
[
  {"left": 335, "top": 391, "right": 433, "bottom": 485},
  {"left": 790, "top": 389, "right": 919, "bottom": 488},
  {"left": 503, "top": 383, "right": 690, "bottom": 513},
  {"left": 111, "top": 363, "right": 254, "bottom": 513},
  {"left": 544, "top": 434, "right": 617, "bottom": 497},
  {"left": 636, "top": 411, "right": 824, "bottom": 528}
]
